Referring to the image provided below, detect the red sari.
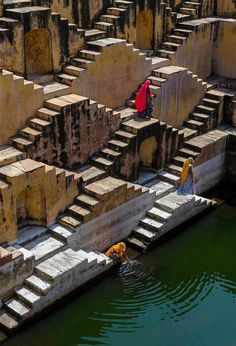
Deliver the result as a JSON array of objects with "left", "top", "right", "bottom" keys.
[{"left": 135, "top": 80, "right": 152, "bottom": 113}]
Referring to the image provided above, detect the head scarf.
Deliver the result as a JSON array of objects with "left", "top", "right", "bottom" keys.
[
  {"left": 135, "top": 80, "right": 152, "bottom": 112},
  {"left": 180, "top": 157, "right": 194, "bottom": 184},
  {"left": 118, "top": 242, "right": 126, "bottom": 252}
]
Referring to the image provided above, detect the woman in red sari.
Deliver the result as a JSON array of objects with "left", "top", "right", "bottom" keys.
[{"left": 135, "top": 80, "right": 154, "bottom": 119}]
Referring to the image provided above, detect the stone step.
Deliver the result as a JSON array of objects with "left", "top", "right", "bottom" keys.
[
  {"left": 57, "top": 214, "right": 82, "bottom": 231},
  {"left": 66, "top": 204, "right": 91, "bottom": 222},
  {"left": 24, "top": 235, "right": 65, "bottom": 263},
  {"left": 190, "top": 112, "right": 209, "bottom": 124},
  {"left": 0, "top": 146, "right": 26, "bottom": 168},
  {"left": 94, "top": 21, "right": 115, "bottom": 34},
  {"left": 114, "top": 0, "right": 133, "bottom": 9},
  {"left": 158, "top": 170, "right": 180, "bottom": 186},
  {"left": 114, "top": 130, "right": 136, "bottom": 142},
  {"left": 183, "top": 119, "right": 205, "bottom": 131},
  {"left": 9, "top": 226, "right": 48, "bottom": 247},
  {"left": 25, "top": 274, "right": 51, "bottom": 295},
  {"left": 176, "top": 13, "right": 191, "bottom": 22},
  {"left": 76, "top": 166, "right": 107, "bottom": 186},
  {"left": 84, "top": 177, "right": 128, "bottom": 200},
  {"left": 147, "top": 207, "right": 172, "bottom": 222},
  {"left": 63, "top": 65, "right": 85, "bottom": 77},
  {"left": 75, "top": 193, "right": 100, "bottom": 211},
  {"left": 100, "top": 14, "right": 120, "bottom": 24},
  {"left": 126, "top": 236, "right": 147, "bottom": 252},
  {"left": 119, "top": 107, "right": 136, "bottom": 122},
  {"left": 107, "top": 7, "right": 126, "bottom": 16},
  {"left": 87, "top": 251, "right": 106, "bottom": 265},
  {"left": 55, "top": 73, "right": 77, "bottom": 86},
  {"left": 48, "top": 223, "right": 74, "bottom": 242},
  {"left": 156, "top": 49, "right": 176, "bottom": 59},
  {"left": 14, "top": 286, "right": 41, "bottom": 308},
  {"left": 20, "top": 126, "right": 42, "bottom": 141},
  {"left": 101, "top": 148, "right": 121, "bottom": 160},
  {"left": 35, "top": 248, "right": 88, "bottom": 283},
  {"left": 4, "top": 299, "right": 31, "bottom": 321},
  {"left": 91, "top": 156, "right": 114, "bottom": 172},
  {"left": 195, "top": 104, "right": 216, "bottom": 115},
  {"left": 140, "top": 217, "right": 164, "bottom": 233},
  {"left": 0, "top": 312, "right": 18, "bottom": 332},
  {"left": 78, "top": 49, "right": 101, "bottom": 61},
  {"left": 178, "top": 147, "right": 199, "bottom": 159},
  {"left": 182, "top": 127, "right": 198, "bottom": 140},
  {"left": 107, "top": 139, "right": 128, "bottom": 151},
  {"left": 28, "top": 117, "right": 51, "bottom": 131},
  {"left": 180, "top": 7, "right": 196, "bottom": 16},
  {"left": 206, "top": 89, "right": 226, "bottom": 101},
  {"left": 172, "top": 155, "right": 186, "bottom": 167},
  {"left": 36, "top": 107, "right": 60, "bottom": 121},
  {"left": 9, "top": 136, "right": 34, "bottom": 151},
  {"left": 148, "top": 75, "right": 167, "bottom": 87},
  {"left": 200, "top": 97, "right": 220, "bottom": 108},
  {"left": 42, "top": 81, "right": 70, "bottom": 99},
  {"left": 133, "top": 227, "right": 157, "bottom": 243},
  {"left": 167, "top": 34, "right": 187, "bottom": 44},
  {"left": 183, "top": 140, "right": 202, "bottom": 153},
  {"left": 84, "top": 29, "right": 107, "bottom": 41},
  {"left": 163, "top": 41, "right": 181, "bottom": 51},
  {"left": 76, "top": 249, "right": 98, "bottom": 267},
  {"left": 166, "top": 163, "right": 182, "bottom": 175},
  {"left": 173, "top": 28, "right": 193, "bottom": 37},
  {"left": 71, "top": 57, "right": 93, "bottom": 69},
  {"left": 183, "top": 1, "right": 201, "bottom": 9}
]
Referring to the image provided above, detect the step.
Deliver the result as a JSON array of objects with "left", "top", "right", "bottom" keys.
[
  {"left": 178, "top": 147, "right": 199, "bottom": 159},
  {"left": 157, "top": 49, "right": 176, "bottom": 59},
  {"left": 166, "top": 163, "right": 182, "bottom": 175},
  {"left": 24, "top": 235, "right": 65, "bottom": 262},
  {"left": 173, "top": 28, "right": 193, "bottom": 37},
  {"left": 182, "top": 127, "right": 198, "bottom": 140},
  {"left": 92, "top": 156, "right": 114, "bottom": 171},
  {"left": 114, "top": 130, "right": 135, "bottom": 142},
  {"left": 20, "top": 127, "right": 42, "bottom": 141},
  {"left": 75, "top": 194, "right": 100, "bottom": 211},
  {"left": 58, "top": 214, "right": 82, "bottom": 230},
  {"left": 167, "top": 34, "right": 187, "bottom": 44},
  {"left": 148, "top": 75, "right": 167, "bottom": 87},
  {"left": 25, "top": 275, "right": 51, "bottom": 295},
  {"left": 101, "top": 148, "right": 121, "bottom": 160},
  {"left": 49, "top": 224, "right": 73, "bottom": 242},
  {"left": 140, "top": 217, "right": 164, "bottom": 233},
  {"left": 190, "top": 112, "right": 209, "bottom": 124},
  {"left": 36, "top": 107, "right": 60, "bottom": 121},
  {"left": 66, "top": 204, "right": 91, "bottom": 222},
  {"left": 84, "top": 29, "right": 107, "bottom": 41},
  {"left": 78, "top": 49, "right": 101, "bottom": 61},
  {"left": 35, "top": 248, "right": 88, "bottom": 283},
  {"left": 180, "top": 7, "right": 196, "bottom": 16},
  {"left": 63, "top": 65, "right": 85, "bottom": 77},
  {"left": 0, "top": 312, "right": 18, "bottom": 332},
  {"left": 158, "top": 170, "right": 180, "bottom": 186},
  {"left": 42, "top": 81, "right": 70, "bottom": 98},
  {"left": 114, "top": 0, "right": 133, "bottom": 9},
  {"left": 100, "top": 14, "right": 120, "bottom": 23},
  {"left": 107, "top": 139, "right": 128, "bottom": 151},
  {"left": 28, "top": 117, "right": 51, "bottom": 131},
  {"left": 15, "top": 286, "right": 41, "bottom": 308},
  {"left": 176, "top": 13, "right": 191, "bottom": 22},
  {"left": 147, "top": 207, "right": 172, "bottom": 222},
  {"left": 9, "top": 136, "right": 34, "bottom": 151},
  {"left": 0, "top": 146, "right": 25, "bottom": 168},
  {"left": 76, "top": 249, "right": 97, "bottom": 267},
  {"left": 71, "top": 57, "right": 93, "bottom": 69},
  {"left": 133, "top": 227, "right": 157, "bottom": 243},
  {"left": 95, "top": 21, "right": 114, "bottom": 32},
  {"left": 87, "top": 251, "right": 106, "bottom": 266},
  {"left": 76, "top": 166, "right": 107, "bottom": 186},
  {"left": 107, "top": 7, "right": 126, "bottom": 16},
  {"left": 201, "top": 97, "right": 220, "bottom": 108},
  {"left": 126, "top": 236, "right": 147, "bottom": 252},
  {"left": 172, "top": 155, "right": 187, "bottom": 167},
  {"left": 195, "top": 105, "right": 216, "bottom": 115},
  {"left": 4, "top": 299, "right": 30, "bottom": 321},
  {"left": 163, "top": 41, "right": 181, "bottom": 51},
  {"left": 183, "top": 119, "right": 205, "bottom": 130},
  {"left": 55, "top": 73, "right": 77, "bottom": 86}
]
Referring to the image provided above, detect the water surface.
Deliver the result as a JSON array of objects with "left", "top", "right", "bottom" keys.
[{"left": 4, "top": 202, "right": 236, "bottom": 346}]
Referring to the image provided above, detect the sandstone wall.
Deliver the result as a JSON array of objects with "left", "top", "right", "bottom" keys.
[
  {"left": 226, "top": 133, "right": 236, "bottom": 184},
  {"left": 216, "top": 0, "right": 236, "bottom": 17},
  {"left": 213, "top": 19, "right": 236, "bottom": 78},
  {"left": 0, "top": 71, "right": 43, "bottom": 146},
  {"left": 193, "top": 130, "right": 228, "bottom": 194}
]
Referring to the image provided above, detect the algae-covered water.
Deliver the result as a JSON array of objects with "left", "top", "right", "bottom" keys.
[{"left": 4, "top": 194, "right": 236, "bottom": 346}]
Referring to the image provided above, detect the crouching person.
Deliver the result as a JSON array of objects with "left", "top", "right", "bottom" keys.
[{"left": 105, "top": 242, "right": 129, "bottom": 263}]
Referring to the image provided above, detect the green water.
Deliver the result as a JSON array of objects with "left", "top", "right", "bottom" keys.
[{"left": 4, "top": 201, "right": 236, "bottom": 346}]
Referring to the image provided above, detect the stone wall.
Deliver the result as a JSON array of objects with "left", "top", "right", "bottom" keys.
[
  {"left": 193, "top": 130, "right": 228, "bottom": 194},
  {"left": 0, "top": 70, "right": 43, "bottom": 146},
  {"left": 226, "top": 132, "right": 236, "bottom": 184},
  {"left": 213, "top": 19, "right": 236, "bottom": 78},
  {"left": 216, "top": 0, "right": 236, "bottom": 17}
]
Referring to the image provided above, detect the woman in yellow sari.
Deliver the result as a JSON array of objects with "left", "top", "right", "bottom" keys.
[
  {"left": 177, "top": 157, "right": 195, "bottom": 194},
  {"left": 105, "top": 242, "right": 129, "bottom": 262}
]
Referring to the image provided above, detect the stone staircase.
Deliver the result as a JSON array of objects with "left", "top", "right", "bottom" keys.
[
  {"left": 0, "top": 242, "right": 112, "bottom": 332},
  {"left": 177, "top": 0, "right": 201, "bottom": 19},
  {"left": 8, "top": 93, "right": 120, "bottom": 168},
  {"left": 127, "top": 192, "right": 214, "bottom": 252},
  {"left": 57, "top": 176, "right": 147, "bottom": 231}
]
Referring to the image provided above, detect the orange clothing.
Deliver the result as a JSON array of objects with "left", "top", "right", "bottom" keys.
[{"left": 105, "top": 243, "right": 126, "bottom": 258}]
